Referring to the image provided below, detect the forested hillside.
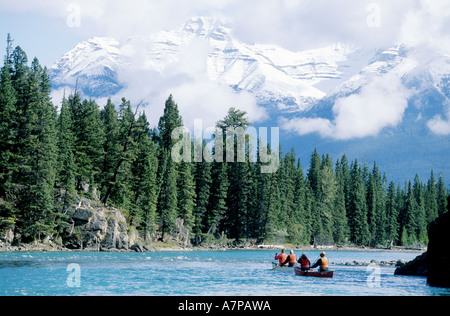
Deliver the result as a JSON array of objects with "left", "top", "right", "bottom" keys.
[{"left": 0, "top": 35, "right": 448, "bottom": 248}]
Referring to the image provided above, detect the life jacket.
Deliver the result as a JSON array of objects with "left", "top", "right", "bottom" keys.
[
  {"left": 300, "top": 257, "right": 310, "bottom": 269},
  {"left": 278, "top": 253, "right": 288, "bottom": 264},
  {"left": 320, "top": 257, "right": 329, "bottom": 269},
  {"left": 289, "top": 254, "right": 297, "bottom": 264}
]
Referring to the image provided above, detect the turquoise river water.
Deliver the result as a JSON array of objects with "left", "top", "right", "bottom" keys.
[{"left": 0, "top": 250, "right": 449, "bottom": 296}]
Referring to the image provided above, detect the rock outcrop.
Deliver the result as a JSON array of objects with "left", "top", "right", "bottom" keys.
[
  {"left": 395, "top": 210, "right": 450, "bottom": 288},
  {"left": 394, "top": 253, "right": 428, "bottom": 276},
  {"left": 62, "top": 198, "right": 130, "bottom": 251},
  {"left": 427, "top": 210, "right": 450, "bottom": 288}
]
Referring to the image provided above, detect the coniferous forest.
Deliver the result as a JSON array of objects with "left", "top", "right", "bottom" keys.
[{"left": 0, "top": 35, "right": 448, "bottom": 248}]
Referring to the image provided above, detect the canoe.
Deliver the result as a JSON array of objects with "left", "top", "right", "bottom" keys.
[
  {"left": 294, "top": 267, "right": 334, "bottom": 278},
  {"left": 272, "top": 262, "right": 297, "bottom": 272}
]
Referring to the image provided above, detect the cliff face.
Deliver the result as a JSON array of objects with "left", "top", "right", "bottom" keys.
[
  {"left": 0, "top": 197, "right": 132, "bottom": 252},
  {"left": 427, "top": 210, "right": 450, "bottom": 288},
  {"left": 61, "top": 198, "right": 130, "bottom": 251}
]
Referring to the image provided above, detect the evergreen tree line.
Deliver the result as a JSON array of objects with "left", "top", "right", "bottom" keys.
[{"left": 0, "top": 35, "right": 448, "bottom": 247}]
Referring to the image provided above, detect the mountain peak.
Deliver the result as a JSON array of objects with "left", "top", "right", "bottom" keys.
[{"left": 182, "top": 16, "right": 232, "bottom": 40}]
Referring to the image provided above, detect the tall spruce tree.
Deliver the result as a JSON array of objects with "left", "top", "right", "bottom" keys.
[
  {"left": 193, "top": 141, "right": 212, "bottom": 241},
  {"left": 177, "top": 159, "right": 196, "bottom": 231},
  {"left": 218, "top": 108, "right": 252, "bottom": 243},
  {"left": 413, "top": 174, "right": 428, "bottom": 244},
  {"left": 0, "top": 35, "right": 17, "bottom": 198},
  {"left": 157, "top": 94, "right": 183, "bottom": 151},
  {"left": 385, "top": 181, "right": 399, "bottom": 246},
  {"left": 56, "top": 93, "right": 76, "bottom": 197},
  {"left": 348, "top": 160, "right": 370, "bottom": 245},
  {"left": 207, "top": 159, "right": 229, "bottom": 238},
  {"left": 130, "top": 113, "right": 159, "bottom": 239},
  {"left": 425, "top": 171, "right": 439, "bottom": 224},
  {"left": 157, "top": 151, "right": 178, "bottom": 241},
  {"left": 15, "top": 59, "right": 59, "bottom": 241},
  {"left": 437, "top": 173, "right": 447, "bottom": 217}
]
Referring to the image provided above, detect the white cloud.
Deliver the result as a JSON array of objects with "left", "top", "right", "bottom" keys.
[
  {"left": 399, "top": 0, "right": 450, "bottom": 55},
  {"left": 279, "top": 117, "right": 334, "bottom": 139},
  {"left": 281, "top": 74, "right": 411, "bottom": 140},
  {"left": 112, "top": 35, "right": 266, "bottom": 129},
  {"left": 0, "top": 0, "right": 428, "bottom": 51},
  {"left": 427, "top": 104, "right": 450, "bottom": 136}
]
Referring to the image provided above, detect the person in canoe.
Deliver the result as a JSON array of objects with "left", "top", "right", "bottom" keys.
[
  {"left": 311, "top": 252, "right": 329, "bottom": 272},
  {"left": 298, "top": 253, "right": 311, "bottom": 271},
  {"left": 287, "top": 250, "right": 297, "bottom": 267},
  {"left": 274, "top": 249, "right": 288, "bottom": 266}
]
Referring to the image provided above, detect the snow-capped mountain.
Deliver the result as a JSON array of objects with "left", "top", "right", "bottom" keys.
[
  {"left": 50, "top": 17, "right": 365, "bottom": 111},
  {"left": 49, "top": 17, "right": 450, "bottom": 184}
]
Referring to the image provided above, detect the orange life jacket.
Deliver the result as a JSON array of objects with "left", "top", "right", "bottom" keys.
[
  {"left": 289, "top": 254, "right": 297, "bottom": 264},
  {"left": 278, "top": 253, "right": 288, "bottom": 264},
  {"left": 300, "top": 257, "right": 310, "bottom": 269},
  {"left": 320, "top": 257, "right": 329, "bottom": 269}
]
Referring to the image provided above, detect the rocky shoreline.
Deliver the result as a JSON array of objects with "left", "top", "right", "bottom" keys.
[{"left": 0, "top": 241, "right": 426, "bottom": 254}]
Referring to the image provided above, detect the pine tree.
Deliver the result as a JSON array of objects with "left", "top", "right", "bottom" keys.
[
  {"left": 207, "top": 159, "right": 229, "bottom": 238},
  {"left": 218, "top": 108, "right": 252, "bottom": 243},
  {"left": 0, "top": 35, "right": 17, "bottom": 197},
  {"left": 157, "top": 151, "right": 178, "bottom": 242},
  {"left": 101, "top": 98, "right": 140, "bottom": 206},
  {"left": 16, "top": 58, "right": 59, "bottom": 241},
  {"left": 307, "top": 148, "right": 321, "bottom": 200},
  {"left": 193, "top": 141, "right": 212, "bottom": 241},
  {"left": 157, "top": 94, "right": 183, "bottom": 151},
  {"left": 99, "top": 98, "right": 121, "bottom": 196},
  {"left": 385, "top": 181, "right": 399, "bottom": 246},
  {"left": 403, "top": 181, "right": 417, "bottom": 245},
  {"left": 366, "top": 163, "right": 386, "bottom": 247},
  {"left": 348, "top": 160, "right": 370, "bottom": 246},
  {"left": 425, "top": 171, "right": 439, "bottom": 224},
  {"left": 69, "top": 94, "right": 105, "bottom": 193},
  {"left": 436, "top": 173, "right": 447, "bottom": 217},
  {"left": 334, "top": 159, "right": 349, "bottom": 244},
  {"left": 56, "top": 93, "right": 76, "bottom": 197},
  {"left": 177, "top": 160, "right": 196, "bottom": 231},
  {"left": 130, "top": 113, "right": 159, "bottom": 240},
  {"left": 413, "top": 174, "right": 428, "bottom": 244},
  {"left": 317, "top": 154, "right": 336, "bottom": 244}
]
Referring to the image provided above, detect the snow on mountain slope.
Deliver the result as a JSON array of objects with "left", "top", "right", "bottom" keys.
[
  {"left": 48, "top": 17, "right": 450, "bottom": 184},
  {"left": 50, "top": 17, "right": 358, "bottom": 111}
]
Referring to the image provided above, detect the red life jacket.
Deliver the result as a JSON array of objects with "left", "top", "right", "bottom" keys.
[{"left": 300, "top": 257, "right": 310, "bottom": 269}]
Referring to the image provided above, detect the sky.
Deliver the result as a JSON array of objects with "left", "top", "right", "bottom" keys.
[
  {"left": 0, "top": 0, "right": 449, "bottom": 138},
  {"left": 2, "top": 0, "right": 448, "bottom": 67}
]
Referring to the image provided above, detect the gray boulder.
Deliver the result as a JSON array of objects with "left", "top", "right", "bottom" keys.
[{"left": 63, "top": 198, "right": 130, "bottom": 251}]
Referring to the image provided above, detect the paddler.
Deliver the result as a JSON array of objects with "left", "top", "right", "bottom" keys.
[
  {"left": 298, "top": 253, "right": 311, "bottom": 271},
  {"left": 311, "top": 252, "right": 329, "bottom": 272},
  {"left": 287, "top": 250, "right": 297, "bottom": 267},
  {"left": 274, "top": 249, "right": 288, "bottom": 266}
]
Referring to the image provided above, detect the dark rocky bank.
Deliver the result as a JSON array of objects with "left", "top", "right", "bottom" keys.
[{"left": 395, "top": 210, "right": 450, "bottom": 288}]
